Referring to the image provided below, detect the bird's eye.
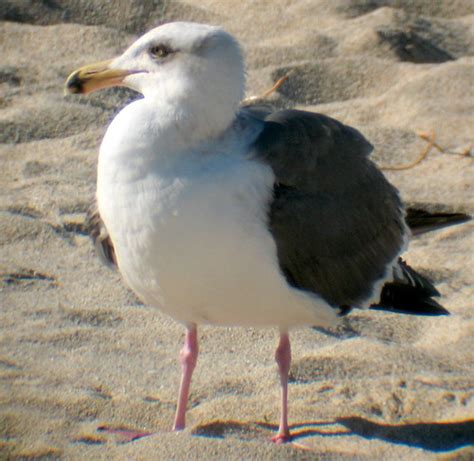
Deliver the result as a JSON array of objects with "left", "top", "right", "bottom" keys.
[{"left": 149, "top": 44, "right": 172, "bottom": 59}]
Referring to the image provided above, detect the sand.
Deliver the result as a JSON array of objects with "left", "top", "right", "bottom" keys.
[{"left": 1, "top": 1, "right": 473, "bottom": 459}]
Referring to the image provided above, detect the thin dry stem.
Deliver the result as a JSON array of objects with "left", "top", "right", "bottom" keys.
[{"left": 242, "top": 75, "right": 289, "bottom": 105}]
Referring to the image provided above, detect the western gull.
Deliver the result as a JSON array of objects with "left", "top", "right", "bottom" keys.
[{"left": 65, "top": 22, "right": 455, "bottom": 443}]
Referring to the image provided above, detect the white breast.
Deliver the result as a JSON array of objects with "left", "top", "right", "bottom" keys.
[{"left": 97, "top": 101, "right": 337, "bottom": 328}]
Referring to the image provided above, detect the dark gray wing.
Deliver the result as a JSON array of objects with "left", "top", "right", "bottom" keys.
[{"left": 250, "top": 109, "right": 406, "bottom": 308}]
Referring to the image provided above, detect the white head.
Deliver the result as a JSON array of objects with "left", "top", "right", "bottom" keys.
[{"left": 66, "top": 22, "right": 245, "bottom": 136}]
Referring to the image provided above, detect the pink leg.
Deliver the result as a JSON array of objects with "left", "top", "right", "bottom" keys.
[
  {"left": 172, "top": 324, "right": 198, "bottom": 431},
  {"left": 271, "top": 331, "right": 292, "bottom": 444}
]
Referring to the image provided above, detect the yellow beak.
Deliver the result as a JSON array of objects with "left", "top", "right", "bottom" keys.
[{"left": 65, "top": 59, "right": 141, "bottom": 95}]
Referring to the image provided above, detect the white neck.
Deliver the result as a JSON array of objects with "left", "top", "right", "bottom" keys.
[
  {"left": 98, "top": 96, "right": 237, "bottom": 188},
  {"left": 154, "top": 89, "right": 238, "bottom": 146}
]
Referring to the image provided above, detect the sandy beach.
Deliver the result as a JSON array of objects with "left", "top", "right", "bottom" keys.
[{"left": 1, "top": 1, "right": 473, "bottom": 459}]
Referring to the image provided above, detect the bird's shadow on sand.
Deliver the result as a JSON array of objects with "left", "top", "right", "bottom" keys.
[
  {"left": 338, "top": 417, "right": 472, "bottom": 452},
  {"left": 193, "top": 417, "right": 474, "bottom": 452}
]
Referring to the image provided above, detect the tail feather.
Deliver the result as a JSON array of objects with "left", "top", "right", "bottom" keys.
[
  {"left": 406, "top": 207, "right": 471, "bottom": 236},
  {"left": 379, "top": 205, "right": 470, "bottom": 315},
  {"left": 371, "top": 258, "right": 449, "bottom": 316}
]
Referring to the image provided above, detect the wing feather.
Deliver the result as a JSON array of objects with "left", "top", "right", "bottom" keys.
[{"left": 250, "top": 109, "right": 407, "bottom": 307}]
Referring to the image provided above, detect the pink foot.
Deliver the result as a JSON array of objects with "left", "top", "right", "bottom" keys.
[
  {"left": 97, "top": 425, "right": 153, "bottom": 443},
  {"left": 271, "top": 431, "right": 292, "bottom": 444}
]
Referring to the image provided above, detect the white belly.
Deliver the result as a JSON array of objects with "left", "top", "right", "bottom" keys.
[{"left": 98, "top": 140, "right": 337, "bottom": 329}]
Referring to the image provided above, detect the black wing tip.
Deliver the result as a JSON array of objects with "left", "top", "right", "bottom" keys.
[
  {"left": 370, "top": 303, "right": 450, "bottom": 316},
  {"left": 398, "top": 258, "right": 440, "bottom": 297},
  {"left": 372, "top": 260, "right": 451, "bottom": 316},
  {"left": 373, "top": 284, "right": 450, "bottom": 316}
]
